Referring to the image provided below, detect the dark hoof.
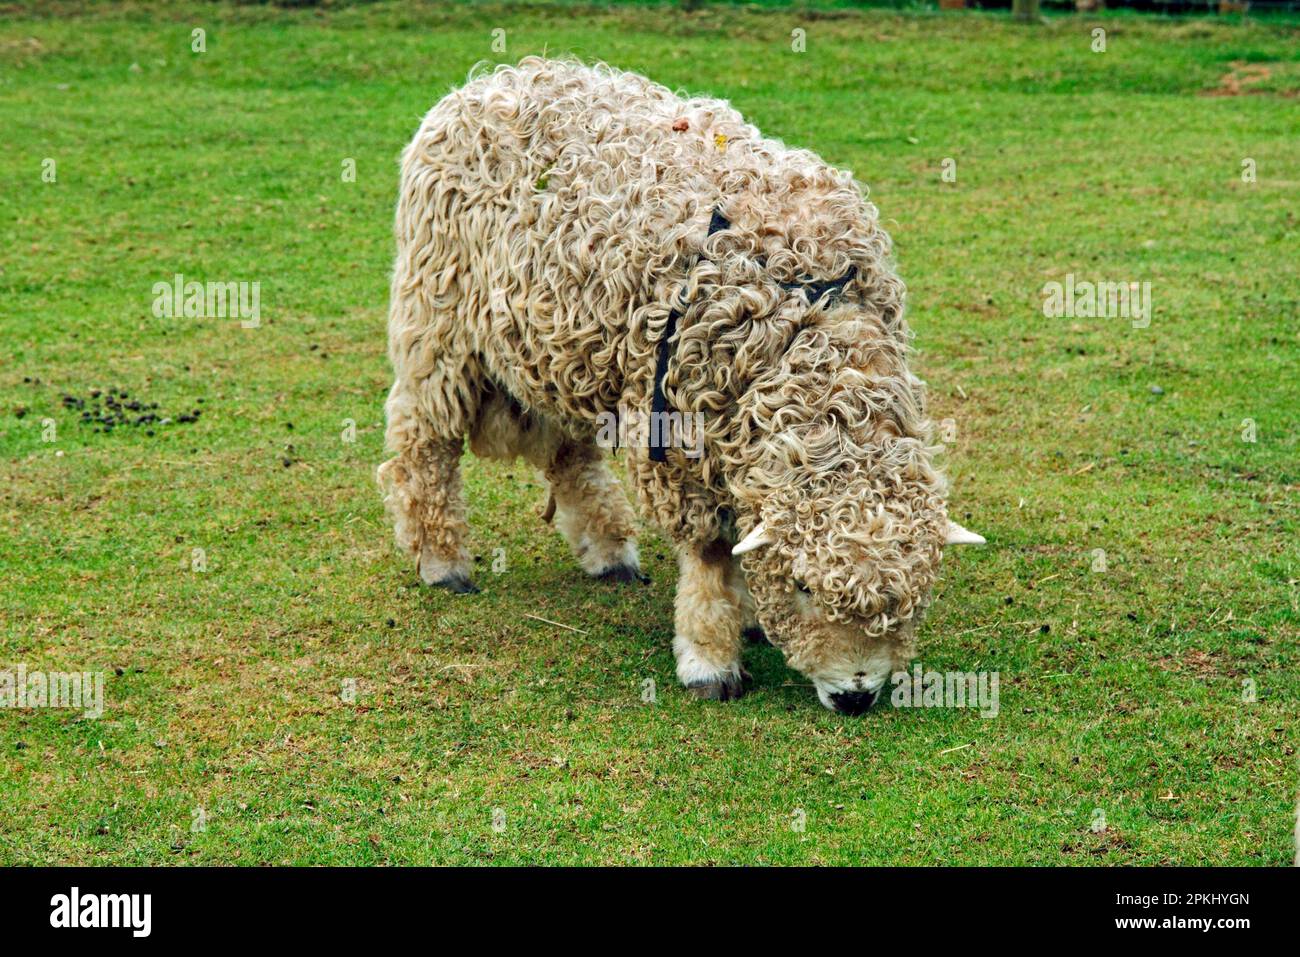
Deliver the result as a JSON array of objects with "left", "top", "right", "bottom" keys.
[
  {"left": 686, "top": 670, "right": 751, "bottom": 702},
  {"left": 597, "top": 564, "right": 650, "bottom": 585},
  {"left": 433, "top": 574, "right": 479, "bottom": 594},
  {"left": 742, "top": 626, "right": 768, "bottom": 645}
]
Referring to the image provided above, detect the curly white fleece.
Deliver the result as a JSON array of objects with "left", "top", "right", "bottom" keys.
[{"left": 385, "top": 58, "right": 950, "bottom": 675}]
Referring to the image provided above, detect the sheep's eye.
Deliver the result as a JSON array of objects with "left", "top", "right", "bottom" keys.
[{"left": 795, "top": 581, "right": 811, "bottom": 595}]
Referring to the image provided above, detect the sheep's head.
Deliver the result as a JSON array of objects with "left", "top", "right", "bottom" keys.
[
  {"left": 733, "top": 476, "right": 983, "bottom": 714},
  {"left": 729, "top": 307, "right": 983, "bottom": 714}
]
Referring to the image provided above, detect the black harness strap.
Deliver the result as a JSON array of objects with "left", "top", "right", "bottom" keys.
[
  {"left": 778, "top": 265, "right": 858, "bottom": 304},
  {"left": 648, "top": 208, "right": 856, "bottom": 463},
  {"left": 649, "top": 208, "right": 730, "bottom": 462}
]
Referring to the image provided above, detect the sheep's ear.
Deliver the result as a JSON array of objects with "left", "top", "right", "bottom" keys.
[
  {"left": 945, "top": 521, "right": 986, "bottom": 546},
  {"left": 732, "top": 523, "right": 774, "bottom": 556}
]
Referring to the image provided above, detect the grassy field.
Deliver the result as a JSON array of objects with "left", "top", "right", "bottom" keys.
[{"left": 1, "top": 1, "right": 1296, "bottom": 865}]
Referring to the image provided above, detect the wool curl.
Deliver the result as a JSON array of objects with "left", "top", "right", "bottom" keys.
[{"left": 388, "top": 57, "right": 950, "bottom": 658}]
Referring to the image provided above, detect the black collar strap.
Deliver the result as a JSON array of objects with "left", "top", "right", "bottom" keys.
[{"left": 649, "top": 208, "right": 856, "bottom": 463}]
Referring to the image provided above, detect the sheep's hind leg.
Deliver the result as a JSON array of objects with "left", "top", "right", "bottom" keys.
[
  {"left": 468, "top": 394, "right": 643, "bottom": 584},
  {"left": 673, "top": 540, "right": 748, "bottom": 701},
  {"left": 379, "top": 172, "right": 483, "bottom": 594},
  {"left": 413, "top": 437, "right": 477, "bottom": 593},
  {"left": 379, "top": 385, "right": 478, "bottom": 595},
  {"left": 543, "top": 441, "right": 646, "bottom": 583}
]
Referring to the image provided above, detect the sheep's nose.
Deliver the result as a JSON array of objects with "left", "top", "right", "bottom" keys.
[{"left": 829, "top": 689, "right": 878, "bottom": 716}]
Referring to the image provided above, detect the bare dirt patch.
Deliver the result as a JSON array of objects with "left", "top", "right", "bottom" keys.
[{"left": 1203, "top": 60, "right": 1297, "bottom": 98}]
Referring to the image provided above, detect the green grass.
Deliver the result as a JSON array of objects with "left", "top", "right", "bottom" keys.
[{"left": 1, "top": 1, "right": 1296, "bottom": 865}]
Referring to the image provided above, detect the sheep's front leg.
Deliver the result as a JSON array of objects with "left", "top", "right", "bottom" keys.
[
  {"left": 731, "top": 560, "right": 768, "bottom": 645},
  {"left": 673, "top": 540, "right": 747, "bottom": 701}
]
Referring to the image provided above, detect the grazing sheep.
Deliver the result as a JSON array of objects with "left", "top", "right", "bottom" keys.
[{"left": 378, "top": 58, "right": 983, "bottom": 714}]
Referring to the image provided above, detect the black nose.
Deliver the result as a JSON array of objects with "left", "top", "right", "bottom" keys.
[{"left": 829, "top": 689, "right": 877, "bottom": 716}]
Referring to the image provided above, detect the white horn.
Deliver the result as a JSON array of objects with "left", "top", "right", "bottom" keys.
[
  {"left": 732, "top": 523, "right": 774, "bottom": 556},
  {"left": 945, "top": 521, "right": 986, "bottom": 546}
]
